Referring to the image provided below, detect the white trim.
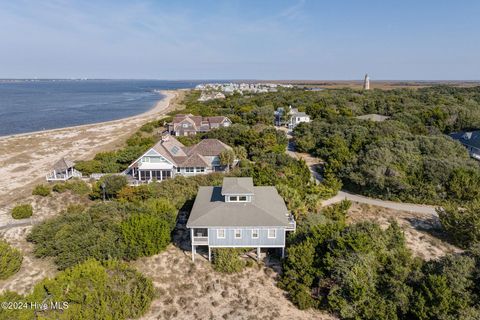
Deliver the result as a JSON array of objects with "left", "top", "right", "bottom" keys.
[
  {"left": 268, "top": 229, "right": 277, "bottom": 239},
  {"left": 234, "top": 229, "right": 242, "bottom": 239},
  {"left": 128, "top": 147, "right": 175, "bottom": 169},
  {"left": 209, "top": 245, "right": 286, "bottom": 249},
  {"left": 252, "top": 229, "right": 259, "bottom": 239},
  {"left": 187, "top": 225, "right": 289, "bottom": 228},
  {"left": 217, "top": 229, "right": 226, "bottom": 239}
]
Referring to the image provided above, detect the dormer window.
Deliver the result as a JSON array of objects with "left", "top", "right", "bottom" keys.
[
  {"left": 227, "top": 195, "right": 250, "bottom": 202},
  {"left": 221, "top": 177, "right": 254, "bottom": 203}
]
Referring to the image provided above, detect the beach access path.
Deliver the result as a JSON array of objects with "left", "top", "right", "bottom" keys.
[{"left": 0, "top": 90, "right": 182, "bottom": 210}]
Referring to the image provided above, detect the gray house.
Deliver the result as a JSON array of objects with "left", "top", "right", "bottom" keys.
[
  {"left": 450, "top": 131, "right": 480, "bottom": 161},
  {"left": 186, "top": 177, "right": 296, "bottom": 261}
]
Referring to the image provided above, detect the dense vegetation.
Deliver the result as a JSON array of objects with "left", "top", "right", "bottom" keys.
[
  {"left": 15, "top": 86, "right": 480, "bottom": 318},
  {"left": 27, "top": 201, "right": 176, "bottom": 269},
  {"left": 11, "top": 204, "right": 33, "bottom": 219},
  {"left": 0, "top": 240, "right": 22, "bottom": 280},
  {"left": 0, "top": 259, "right": 154, "bottom": 320},
  {"left": 290, "top": 87, "right": 480, "bottom": 204},
  {"left": 281, "top": 201, "right": 480, "bottom": 319}
]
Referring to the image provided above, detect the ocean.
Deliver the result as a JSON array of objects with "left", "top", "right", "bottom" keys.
[{"left": 0, "top": 80, "right": 202, "bottom": 136}]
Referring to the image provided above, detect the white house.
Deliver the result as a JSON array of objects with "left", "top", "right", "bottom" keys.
[
  {"left": 286, "top": 106, "right": 310, "bottom": 129},
  {"left": 125, "top": 135, "right": 235, "bottom": 184}
]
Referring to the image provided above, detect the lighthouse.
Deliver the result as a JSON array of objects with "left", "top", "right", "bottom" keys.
[{"left": 363, "top": 74, "right": 370, "bottom": 90}]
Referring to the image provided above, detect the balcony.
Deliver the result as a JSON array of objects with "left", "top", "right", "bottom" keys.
[
  {"left": 192, "top": 236, "right": 209, "bottom": 245},
  {"left": 192, "top": 228, "right": 208, "bottom": 245},
  {"left": 286, "top": 214, "right": 296, "bottom": 231}
]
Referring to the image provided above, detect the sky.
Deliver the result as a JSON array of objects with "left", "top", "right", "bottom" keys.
[{"left": 0, "top": 0, "right": 479, "bottom": 80}]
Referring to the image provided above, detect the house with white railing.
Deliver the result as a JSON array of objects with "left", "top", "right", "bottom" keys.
[
  {"left": 187, "top": 177, "right": 296, "bottom": 261},
  {"left": 125, "top": 135, "right": 235, "bottom": 184},
  {"left": 46, "top": 158, "right": 82, "bottom": 181}
]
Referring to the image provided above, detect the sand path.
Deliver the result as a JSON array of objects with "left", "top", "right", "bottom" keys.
[{"left": 0, "top": 89, "right": 183, "bottom": 211}]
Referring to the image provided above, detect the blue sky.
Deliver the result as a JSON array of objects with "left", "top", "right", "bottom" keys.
[{"left": 0, "top": 0, "right": 479, "bottom": 80}]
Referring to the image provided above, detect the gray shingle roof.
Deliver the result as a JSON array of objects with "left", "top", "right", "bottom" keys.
[
  {"left": 53, "top": 158, "right": 75, "bottom": 172},
  {"left": 186, "top": 185, "right": 291, "bottom": 227},
  {"left": 221, "top": 177, "right": 254, "bottom": 195},
  {"left": 450, "top": 131, "right": 480, "bottom": 149}
]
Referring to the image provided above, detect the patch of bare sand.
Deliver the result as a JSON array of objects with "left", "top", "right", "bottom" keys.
[
  {"left": 0, "top": 90, "right": 185, "bottom": 211},
  {"left": 132, "top": 246, "right": 335, "bottom": 320},
  {"left": 0, "top": 226, "right": 57, "bottom": 295},
  {"left": 0, "top": 191, "right": 92, "bottom": 294},
  {"left": 347, "top": 202, "right": 462, "bottom": 260}
]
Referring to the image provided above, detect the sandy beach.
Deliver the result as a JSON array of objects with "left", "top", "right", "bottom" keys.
[{"left": 0, "top": 89, "right": 184, "bottom": 212}]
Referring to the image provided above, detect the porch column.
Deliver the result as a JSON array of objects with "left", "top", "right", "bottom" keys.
[
  {"left": 160, "top": 170, "right": 163, "bottom": 181},
  {"left": 208, "top": 246, "right": 211, "bottom": 261},
  {"left": 191, "top": 229, "right": 195, "bottom": 262},
  {"left": 149, "top": 170, "right": 152, "bottom": 181},
  {"left": 281, "top": 247, "right": 285, "bottom": 259},
  {"left": 257, "top": 247, "right": 261, "bottom": 261}
]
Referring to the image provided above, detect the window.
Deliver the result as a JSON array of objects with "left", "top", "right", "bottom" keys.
[
  {"left": 185, "top": 167, "right": 194, "bottom": 173},
  {"left": 217, "top": 229, "right": 225, "bottom": 239},
  {"left": 182, "top": 123, "right": 189, "bottom": 128},
  {"left": 268, "top": 229, "right": 276, "bottom": 239},
  {"left": 171, "top": 146, "right": 180, "bottom": 154},
  {"left": 141, "top": 157, "right": 150, "bottom": 163},
  {"left": 229, "top": 196, "right": 238, "bottom": 202},
  {"left": 239, "top": 196, "right": 247, "bottom": 201},
  {"left": 176, "top": 167, "right": 181, "bottom": 173},
  {"left": 252, "top": 229, "right": 259, "bottom": 239},
  {"left": 234, "top": 229, "right": 242, "bottom": 239},
  {"left": 196, "top": 167, "right": 205, "bottom": 172}
]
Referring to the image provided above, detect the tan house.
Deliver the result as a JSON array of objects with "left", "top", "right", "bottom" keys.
[
  {"left": 126, "top": 135, "right": 234, "bottom": 184},
  {"left": 167, "top": 114, "right": 231, "bottom": 136}
]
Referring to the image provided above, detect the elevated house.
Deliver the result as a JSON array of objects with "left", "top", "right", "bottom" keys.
[
  {"left": 46, "top": 158, "right": 82, "bottom": 181},
  {"left": 186, "top": 177, "right": 296, "bottom": 261},
  {"left": 288, "top": 107, "right": 310, "bottom": 129},
  {"left": 125, "top": 135, "right": 234, "bottom": 184},
  {"left": 450, "top": 131, "right": 480, "bottom": 161},
  {"left": 275, "top": 106, "right": 310, "bottom": 129},
  {"left": 167, "top": 114, "right": 231, "bottom": 136}
]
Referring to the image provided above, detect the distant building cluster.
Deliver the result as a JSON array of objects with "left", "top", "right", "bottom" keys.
[{"left": 195, "top": 82, "right": 293, "bottom": 101}]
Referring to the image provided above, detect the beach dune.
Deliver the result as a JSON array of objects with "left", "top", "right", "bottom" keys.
[{"left": 0, "top": 89, "right": 181, "bottom": 210}]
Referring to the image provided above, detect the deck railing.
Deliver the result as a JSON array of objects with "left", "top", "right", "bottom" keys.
[
  {"left": 192, "top": 236, "right": 209, "bottom": 245},
  {"left": 286, "top": 214, "right": 296, "bottom": 231},
  {"left": 46, "top": 169, "right": 82, "bottom": 181}
]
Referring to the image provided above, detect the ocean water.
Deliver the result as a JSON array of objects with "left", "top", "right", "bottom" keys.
[{"left": 0, "top": 80, "right": 202, "bottom": 136}]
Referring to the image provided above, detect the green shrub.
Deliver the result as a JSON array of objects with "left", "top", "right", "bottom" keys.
[
  {"left": 121, "top": 213, "right": 171, "bottom": 260},
  {"left": 75, "top": 159, "right": 102, "bottom": 175},
  {"left": 32, "top": 184, "right": 50, "bottom": 197},
  {"left": 27, "top": 203, "right": 127, "bottom": 270},
  {"left": 438, "top": 201, "right": 480, "bottom": 248},
  {"left": 27, "top": 200, "right": 177, "bottom": 269},
  {"left": 91, "top": 175, "right": 128, "bottom": 199},
  {"left": 11, "top": 204, "right": 33, "bottom": 219},
  {"left": 213, "top": 248, "right": 246, "bottom": 273},
  {"left": 0, "top": 240, "right": 22, "bottom": 279},
  {"left": 52, "top": 183, "right": 68, "bottom": 193},
  {"left": 52, "top": 179, "right": 90, "bottom": 195},
  {"left": 0, "top": 259, "right": 154, "bottom": 320}
]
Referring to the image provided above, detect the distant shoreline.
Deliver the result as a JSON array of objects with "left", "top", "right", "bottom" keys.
[
  {"left": 0, "top": 91, "right": 173, "bottom": 140},
  {"left": 0, "top": 89, "right": 183, "bottom": 210}
]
